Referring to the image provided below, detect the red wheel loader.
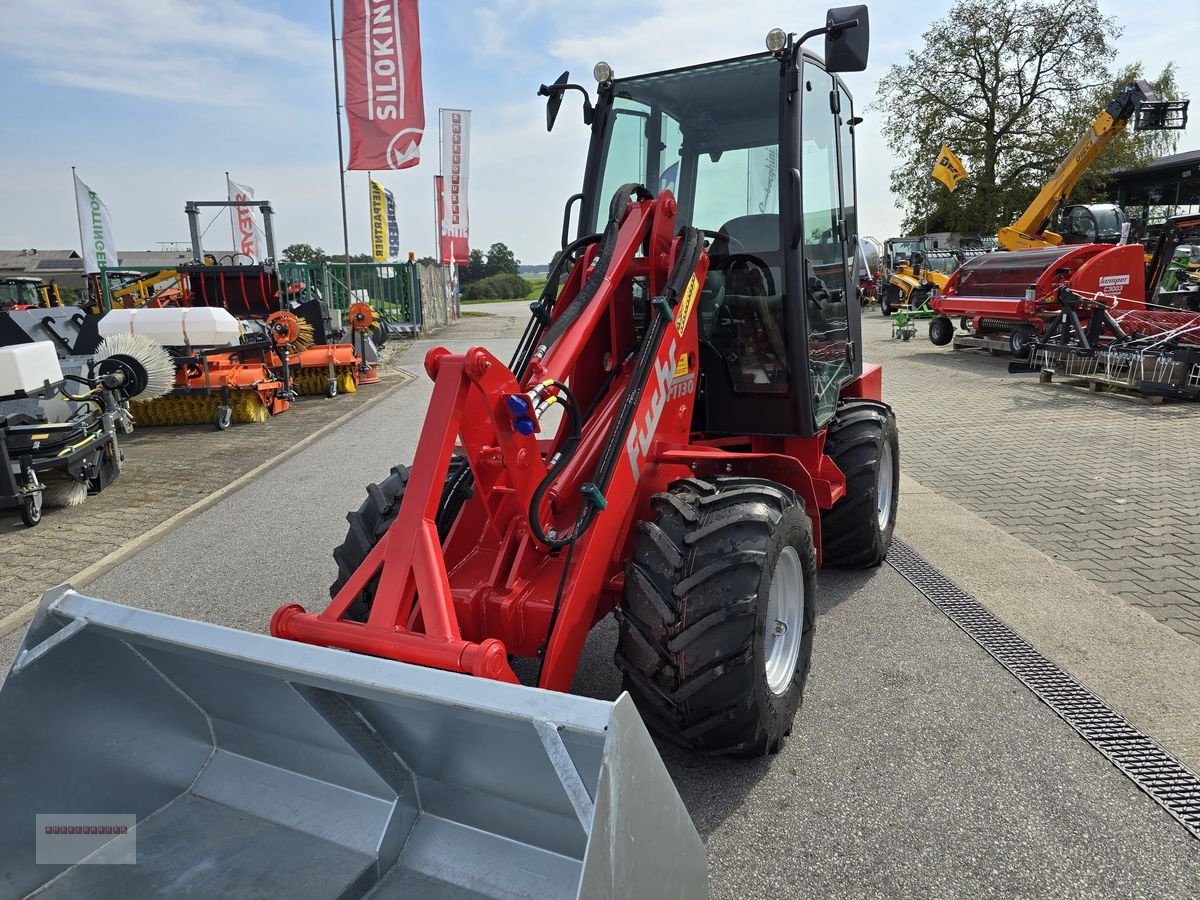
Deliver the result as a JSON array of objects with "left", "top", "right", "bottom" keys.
[{"left": 0, "top": 8, "right": 894, "bottom": 897}]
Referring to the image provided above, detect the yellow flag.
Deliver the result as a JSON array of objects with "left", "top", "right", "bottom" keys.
[
  {"left": 369, "top": 178, "right": 388, "bottom": 262},
  {"left": 932, "top": 145, "right": 968, "bottom": 192}
]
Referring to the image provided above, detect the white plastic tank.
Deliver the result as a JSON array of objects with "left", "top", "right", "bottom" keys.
[
  {"left": 99, "top": 308, "right": 241, "bottom": 347},
  {"left": 0, "top": 341, "right": 64, "bottom": 397}
]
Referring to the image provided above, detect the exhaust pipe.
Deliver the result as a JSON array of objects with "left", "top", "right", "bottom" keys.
[{"left": 0, "top": 587, "right": 707, "bottom": 898}]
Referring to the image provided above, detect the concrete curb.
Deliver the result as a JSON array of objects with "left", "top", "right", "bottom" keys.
[
  {"left": 0, "top": 370, "right": 415, "bottom": 640},
  {"left": 896, "top": 471, "right": 1200, "bottom": 772}
]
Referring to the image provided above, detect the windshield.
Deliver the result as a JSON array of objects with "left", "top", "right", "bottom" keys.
[
  {"left": 590, "top": 56, "right": 780, "bottom": 235},
  {"left": 0, "top": 282, "right": 40, "bottom": 306},
  {"left": 1093, "top": 206, "right": 1126, "bottom": 240},
  {"left": 889, "top": 240, "right": 922, "bottom": 264},
  {"left": 923, "top": 253, "right": 959, "bottom": 276}
]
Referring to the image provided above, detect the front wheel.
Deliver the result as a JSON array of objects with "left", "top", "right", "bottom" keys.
[
  {"left": 21, "top": 491, "right": 42, "bottom": 527},
  {"left": 880, "top": 286, "right": 895, "bottom": 316},
  {"left": 616, "top": 476, "right": 817, "bottom": 757},
  {"left": 929, "top": 316, "right": 954, "bottom": 346}
]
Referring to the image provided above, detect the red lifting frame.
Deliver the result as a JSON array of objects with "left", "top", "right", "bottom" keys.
[{"left": 272, "top": 192, "right": 690, "bottom": 687}]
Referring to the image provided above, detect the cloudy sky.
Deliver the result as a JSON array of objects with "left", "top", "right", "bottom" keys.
[{"left": 0, "top": 0, "right": 1192, "bottom": 265}]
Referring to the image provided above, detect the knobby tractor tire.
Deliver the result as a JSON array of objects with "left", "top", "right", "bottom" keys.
[
  {"left": 880, "top": 285, "right": 896, "bottom": 316},
  {"left": 330, "top": 454, "right": 472, "bottom": 622},
  {"left": 821, "top": 399, "right": 900, "bottom": 568},
  {"left": 616, "top": 477, "right": 817, "bottom": 757}
]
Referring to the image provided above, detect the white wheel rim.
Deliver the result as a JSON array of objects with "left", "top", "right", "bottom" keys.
[
  {"left": 877, "top": 441, "right": 894, "bottom": 530},
  {"left": 763, "top": 546, "right": 805, "bottom": 695}
]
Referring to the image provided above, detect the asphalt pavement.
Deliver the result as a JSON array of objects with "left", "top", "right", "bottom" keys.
[{"left": 3, "top": 304, "right": 1199, "bottom": 898}]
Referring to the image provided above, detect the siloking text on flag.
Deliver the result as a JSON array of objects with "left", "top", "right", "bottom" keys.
[{"left": 343, "top": 0, "right": 425, "bottom": 170}]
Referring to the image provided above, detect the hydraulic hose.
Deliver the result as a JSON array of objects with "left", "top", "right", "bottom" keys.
[
  {"left": 532, "top": 184, "right": 652, "bottom": 364},
  {"left": 509, "top": 232, "right": 602, "bottom": 380},
  {"left": 526, "top": 380, "right": 584, "bottom": 549}
]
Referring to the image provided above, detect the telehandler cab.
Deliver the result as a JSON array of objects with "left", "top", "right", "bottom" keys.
[{"left": 1, "top": 7, "right": 896, "bottom": 897}]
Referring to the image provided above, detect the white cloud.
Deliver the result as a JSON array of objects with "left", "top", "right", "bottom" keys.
[{"left": 0, "top": 0, "right": 325, "bottom": 105}]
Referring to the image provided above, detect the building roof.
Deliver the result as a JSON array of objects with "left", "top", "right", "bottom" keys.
[
  {"left": 1112, "top": 149, "right": 1200, "bottom": 181},
  {"left": 0, "top": 248, "right": 237, "bottom": 275}
]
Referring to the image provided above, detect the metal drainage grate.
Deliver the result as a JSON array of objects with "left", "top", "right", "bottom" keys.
[{"left": 887, "top": 538, "right": 1200, "bottom": 840}]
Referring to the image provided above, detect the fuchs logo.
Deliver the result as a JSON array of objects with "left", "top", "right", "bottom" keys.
[
  {"left": 1098, "top": 274, "right": 1130, "bottom": 295},
  {"left": 625, "top": 340, "right": 697, "bottom": 480},
  {"left": 234, "top": 193, "right": 255, "bottom": 258}
]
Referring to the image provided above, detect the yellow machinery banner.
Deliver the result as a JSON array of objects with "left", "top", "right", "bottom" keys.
[
  {"left": 932, "top": 145, "right": 968, "bottom": 192},
  {"left": 369, "top": 178, "right": 387, "bottom": 261}
]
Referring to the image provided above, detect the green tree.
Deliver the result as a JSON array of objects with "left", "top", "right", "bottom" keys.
[
  {"left": 416, "top": 255, "right": 437, "bottom": 266},
  {"left": 281, "top": 243, "right": 328, "bottom": 265},
  {"left": 461, "top": 248, "right": 486, "bottom": 285},
  {"left": 876, "top": 0, "right": 1122, "bottom": 236},
  {"left": 483, "top": 242, "right": 520, "bottom": 278}
]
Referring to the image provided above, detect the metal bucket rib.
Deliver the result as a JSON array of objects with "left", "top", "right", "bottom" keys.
[{"left": 0, "top": 586, "right": 707, "bottom": 899}]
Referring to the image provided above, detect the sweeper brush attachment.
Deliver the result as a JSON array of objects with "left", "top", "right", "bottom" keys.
[
  {"left": 0, "top": 588, "right": 708, "bottom": 899},
  {"left": 93, "top": 332, "right": 175, "bottom": 402}
]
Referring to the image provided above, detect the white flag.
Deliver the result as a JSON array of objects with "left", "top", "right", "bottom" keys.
[
  {"left": 227, "top": 176, "right": 263, "bottom": 263},
  {"left": 73, "top": 173, "right": 119, "bottom": 274}
]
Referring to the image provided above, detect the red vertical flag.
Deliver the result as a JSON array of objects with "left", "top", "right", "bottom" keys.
[
  {"left": 343, "top": 0, "right": 424, "bottom": 170},
  {"left": 438, "top": 109, "right": 470, "bottom": 263}
]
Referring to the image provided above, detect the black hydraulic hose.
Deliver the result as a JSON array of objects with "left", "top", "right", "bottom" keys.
[
  {"left": 586, "top": 224, "right": 704, "bottom": 500},
  {"left": 532, "top": 184, "right": 652, "bottom": 364},
  {"left": 527, "top": 380, "right": 584, "bottom": 549},
  {"left": 509, "top": 232, "right": 602, "bottom": 379}
]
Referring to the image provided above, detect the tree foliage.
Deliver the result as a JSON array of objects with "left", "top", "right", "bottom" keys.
[
  {"left": 874, "top": 0, "right": 1179, "bottom": 236},
  {"left": 483, "top": 242, "right": 520, "bottom": 278},
  {"left": 458, "top": 243, "right": 521, "bottom": 286},
  {"left": 462, "top": 273, "right": 531, "bottom": 301},
  {"left": 281, "top": 243, "right": 328, "bottom": 265}
]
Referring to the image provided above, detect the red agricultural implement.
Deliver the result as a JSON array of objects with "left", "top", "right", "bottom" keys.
[
  {"left": 928, "top": 79, "right": 1188, "bottom": 358},
  {"left": 930, "top": 242, "right": 1147, "bottom": 357},
  {"left": 1, "top": 9, "right": 894, "bottom": 897}
]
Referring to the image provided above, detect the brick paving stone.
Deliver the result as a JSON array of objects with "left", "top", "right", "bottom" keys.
[{"left": 869, "top": 315, "right": 1200, "bottom": 642}]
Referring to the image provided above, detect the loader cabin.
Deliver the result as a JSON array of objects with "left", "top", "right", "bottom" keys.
[{"left": 563, "top": 11, "right": 868, "bottom": 438}]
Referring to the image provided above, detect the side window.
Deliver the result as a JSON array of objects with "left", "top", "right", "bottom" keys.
[
  {"left": 593, "top": 100, "right": 649, "bottom": 232},
  {"left": 801, "top": 62, "right": 850, "bottom": 427}
]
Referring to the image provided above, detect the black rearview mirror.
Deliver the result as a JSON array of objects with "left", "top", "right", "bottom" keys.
[
  {"left": 539, "top": 71, "right": 570, "bottom": 132},
  {"left": 824, "top": 6, "right": 869, "bottom": 73}
]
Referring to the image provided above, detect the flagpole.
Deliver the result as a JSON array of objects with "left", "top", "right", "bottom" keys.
[
  {"left": 71, "top": 165, "right": 91, "bottom": 305},
  {"left": 328, "top": 0, "right": 351, "bottom": 278},
  {"left": 225, "top": 170, "right": 237, "bottom": 253},
  {"left": 432, "top": 175, "right": 440, "bottom": 266},
  {"left": 70, "top": 166, "right": 86, "bottom": 259}
]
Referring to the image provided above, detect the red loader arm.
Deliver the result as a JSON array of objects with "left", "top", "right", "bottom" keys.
[{"left": 273, "top": 187, "right": 709, "bottom": 691}]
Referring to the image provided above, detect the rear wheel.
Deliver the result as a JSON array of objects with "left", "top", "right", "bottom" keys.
[
  {"left": 1009, "top": 324, "right": 1037, "bottom": 359},
  {"left": 821, "top": 400, "right": 899, "bottom": 568},
  {"left": 929, "top": 316, "right": 954, "bottom": 346},
  {"left": 330, "top": 454, "right": 472, "bottom": 621},
  {"left": 616, "top": 477, "right": 817, "bottom": 757}
]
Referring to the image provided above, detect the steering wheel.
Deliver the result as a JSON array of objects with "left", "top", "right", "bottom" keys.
[
  {"left": 723, "top": 253, "right": 777, "bottom": 296},
  {"left": 808, "top": 274, "right": 831, "bottom": 309},
  {"left": 700, "top": 228, "right": 746, "bottom": 256}
]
